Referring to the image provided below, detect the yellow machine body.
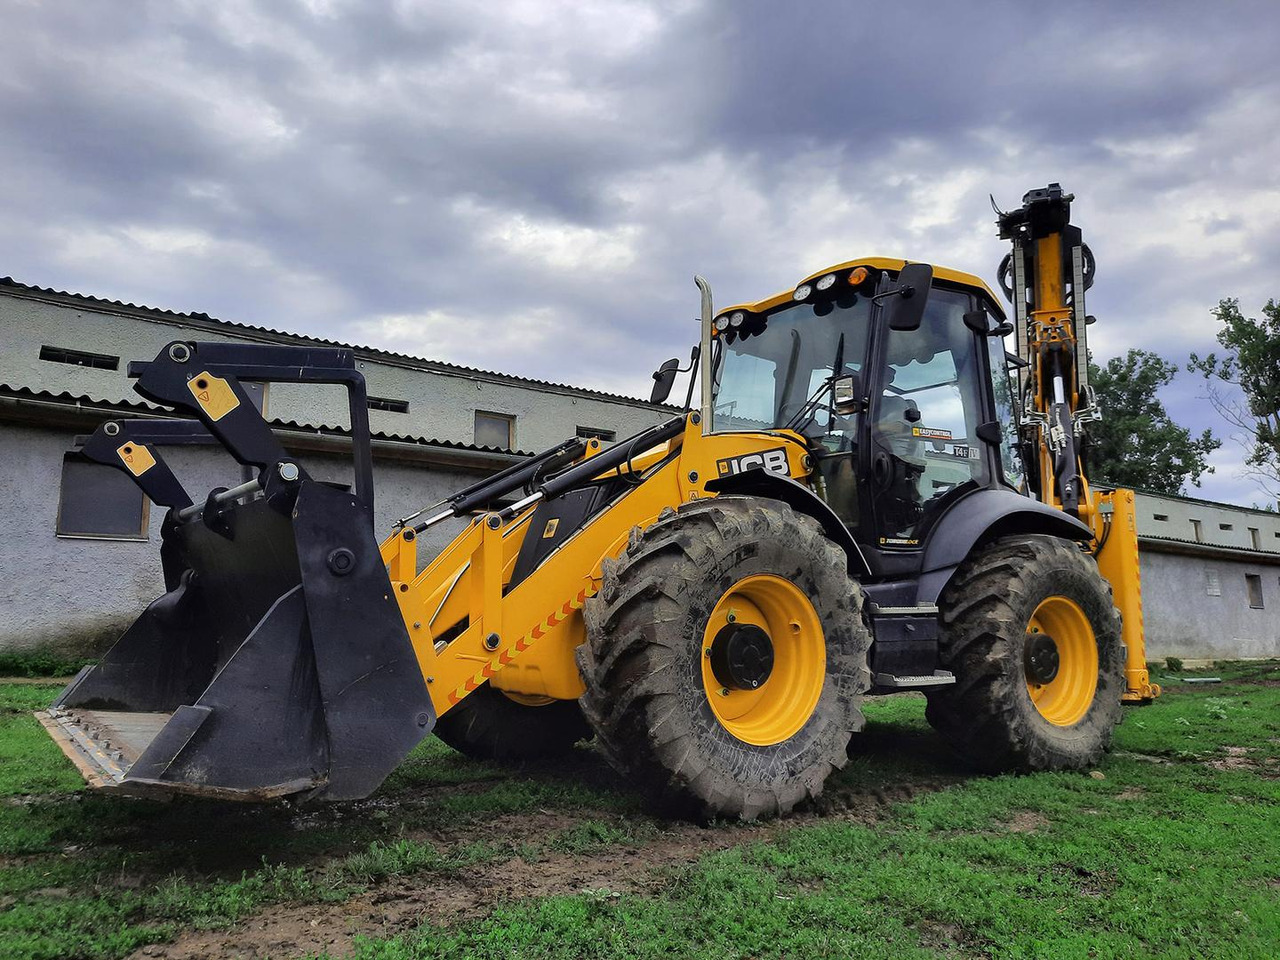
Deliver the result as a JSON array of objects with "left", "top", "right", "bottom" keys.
[
  {"left": 384, "top": 239, "right": 1156, "bottom": 717},
  {"left": 382, "top": 425, "right": 811, "bottom": 713}
]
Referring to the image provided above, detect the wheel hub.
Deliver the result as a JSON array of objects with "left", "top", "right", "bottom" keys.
[
  {"left": 1024, "top": 632, "right": 1060, "bottom": 685},
  {"left": 710, "top": 623, "right": 775, "bottom": 691}
]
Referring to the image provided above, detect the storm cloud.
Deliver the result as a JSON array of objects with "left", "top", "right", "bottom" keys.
[{"left": 3, "top": 0, "right": 1278, "bottom": 504}]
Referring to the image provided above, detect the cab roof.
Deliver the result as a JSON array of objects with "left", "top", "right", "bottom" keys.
[{"left": 716, "top": 256, "right": 1006, "bottom": 322}]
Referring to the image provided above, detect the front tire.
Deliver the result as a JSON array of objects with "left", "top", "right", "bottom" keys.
[
  {"left": 577, "top": 497, "right": 872, "bottom": 820},
  {"left": 926, "top": 535, "right": 1125, "bottom": 772},
  {"left": 434, "top": 683, "right": 590, "bottom": 763}
]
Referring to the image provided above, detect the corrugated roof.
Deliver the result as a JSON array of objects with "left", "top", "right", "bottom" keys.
[
  {"left": 1096, "top": 481, "right": 1280, "bottom": 518},
  {"left": 0, "top": 275, "right": 666, "bottom": 409},
  {"left": 1139, "top": 532, "right": 1280, "bottom": 563},
  {"left": 0, "top": 382, "right": 534, "bottom": 457}
]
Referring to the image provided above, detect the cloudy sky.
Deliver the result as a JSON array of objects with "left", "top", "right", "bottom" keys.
[{"left": 3, "top": 0, "right": 1278, "bottom": 505}]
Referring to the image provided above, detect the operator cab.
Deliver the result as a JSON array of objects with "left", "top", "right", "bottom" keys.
[{"left": 708, "top": 259, "right": 1023, "bottom": 579}]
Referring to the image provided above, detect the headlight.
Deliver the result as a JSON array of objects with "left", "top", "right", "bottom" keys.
[
  {"left": 793, "top": 283, "right": 812, "bottom": 301},
  {"left": 815, "top": 273, "right": 837, "bottom": 291},
  {"left": 714, "top": 315, "right": 731, "bottom": 332},
  {"left": 729, "top": 311, "right": 746, "bottom": 328}
]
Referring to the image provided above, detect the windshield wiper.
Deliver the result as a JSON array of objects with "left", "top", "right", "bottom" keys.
[
  {"left": 782, "top": 374, "right": 838, "bottom": 433},
  {"left": 781, "top": 333, "right": 845, "bottom": 433}
]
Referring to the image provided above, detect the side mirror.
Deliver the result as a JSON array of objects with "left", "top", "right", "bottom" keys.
[
  {"left": 650, "top": 357, "right": 680, "bottom": 404},
  {"left": 832, "top": 373, "right": 864, "bottom": 415},
  {"left": 887, "top": 263, "right": 934, "bottom": 331}
]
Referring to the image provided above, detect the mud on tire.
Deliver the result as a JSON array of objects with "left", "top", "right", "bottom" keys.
[
  {"left": 925, "top": 535, "right": 1125, "bottom": 772},
  {"left": 577, "top": 496, "right": 872, "bottom": 820},
  {"left": 435, "top": 683, "right": 590, "bottom": 763}
]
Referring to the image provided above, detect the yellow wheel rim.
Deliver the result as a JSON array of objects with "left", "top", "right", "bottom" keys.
[
  {"left": 500, "top": 691, "right": 557, "bottom": 707},
  {"left": 700, "top": 574, "right": 826, "bottom": 746},
  {"left": 1025, "top": 596, "right": 1097, "bottom": 726}
]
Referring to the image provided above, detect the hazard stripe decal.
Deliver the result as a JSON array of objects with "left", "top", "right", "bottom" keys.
[{"left": 447, "top": 585, "right": 597, "bottom": 706}]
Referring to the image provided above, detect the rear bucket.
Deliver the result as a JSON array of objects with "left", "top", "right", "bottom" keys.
[{"left": 37, "top": 481, "right": 435, "bottom": 802}]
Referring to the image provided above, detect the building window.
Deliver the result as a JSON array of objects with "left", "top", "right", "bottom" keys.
[
  {"left": 1245, "top": 574, "right": 1264, "bottom": 609},
  {"left": 1205, "top": 569, "right": 1221, "bottom": 597},
  {"left": 40, "top": 345, "right": 119, "bottom": 371},
  {"left": 1190, "top": 519, "right": 1203, "bottom": 542},
  {"left": 368, "top": 396, "right": 409, "bottom": 414},
  {"left": 1153, "top": 513, "right": 1168, "bottom": 522},
  {"left": 1248, "top": 527, "right": 1261, "bottom": 550},
  {"left": 474, "top": 411, "right": 515, "bottom": 450},
  {"left": 1219, "top": 522, "right": 1234, "bottom": 531},
  {"left": 576, "top": 426, "right": 616, "bottom": 443},
  {"left": 56, "top": 454, "right": 149, "bottom": 540}
]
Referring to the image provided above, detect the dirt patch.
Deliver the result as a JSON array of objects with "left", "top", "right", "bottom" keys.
[
  {"left": 1113, "top": 751, "right": 1172, "bottom": 765},
  {"left": 1001, "top": 810, "right": 1050, "bottom": 834},
  {"left": 129, "top": 820, "right": 761, "bottom": 960},
  {"left": 1114, "top": 787, "right": 1146, "bottom": 800},
  {"left": 128, "top": 770, "right": 961, "bottom": 960},
  {"left": 1054, "top": 863, "right": 1116, "bottom": 899},
  {"left": 915, "top": 919, "right": 986, "bottom": 954},
  {"left": 1202, "top": 747, "right": 1279, "bottom": 775}
]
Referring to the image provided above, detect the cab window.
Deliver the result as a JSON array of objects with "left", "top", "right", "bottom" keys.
[{"left": 871, "top": 288, "right": 989, "bottom": 545}]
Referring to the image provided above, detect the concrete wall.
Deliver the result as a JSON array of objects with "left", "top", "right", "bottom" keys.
[
  {"left": 0, "top": 288, "right": 670, "bottom": 452},
  {"left": 1139, "top": 548, "right": 1280, "bottom": 660},
  {"left": 0, "top": 418, "right": 479, "bottom": 657}
]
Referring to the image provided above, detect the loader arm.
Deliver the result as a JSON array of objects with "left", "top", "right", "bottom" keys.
[
  {"left": 39, "top": 337, "right": 816, "bottom": 800},
  {"left": 996, "top": 184, "right": 1158, "bottom": 703}
]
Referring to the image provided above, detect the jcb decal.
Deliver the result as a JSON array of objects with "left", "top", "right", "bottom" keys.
[{"left": 715, "top": 447, "right": 790, "bottom": 478}]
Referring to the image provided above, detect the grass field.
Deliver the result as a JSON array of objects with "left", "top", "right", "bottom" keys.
[{"left": 1, "top": 662, "right": 1277, "bottom": 959}]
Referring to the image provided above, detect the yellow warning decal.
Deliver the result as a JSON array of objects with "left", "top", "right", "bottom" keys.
[
  {"left": 116, "top": 442, "right": 157, "bottom": 477},
  {"left": 186, "top": 371, "right": 241, "bottom": 422},
  {"left": 445, "top": 585, "right": 597, "bottom": 709}
]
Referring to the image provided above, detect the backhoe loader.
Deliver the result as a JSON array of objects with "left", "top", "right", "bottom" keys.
[{"left": 38, "top": 184, "right": 1157, "bottom": 819}]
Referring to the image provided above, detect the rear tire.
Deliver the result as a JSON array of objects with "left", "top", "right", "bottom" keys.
[
  {"left": 434, "top": 683, "right": 590, "bottom": 763},
  {"left": 577, "top": 497, "right": 872, "bottom": 820},
  {"left": 926, "top": 535, "right": 1125, "bottom": 772}
]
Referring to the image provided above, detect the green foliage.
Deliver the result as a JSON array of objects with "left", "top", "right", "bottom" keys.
[
  {"left": 1087, "top": 349, "right": 1220, "bottom": 493},
  {"left": 548, "top": 818, "right": 657, "bottom": 854},
  {"left": 0, "top": 652, "right": 96, "bottom": 678},
  {"left": 333, "top": 838, "right": 504, "bottom": 885},
  {"left": 1165, "top": 656, "right": 1184, "bottom": 673},
  {"left": 1190, "top": 298, "right": 1280, "bottom": 492}
]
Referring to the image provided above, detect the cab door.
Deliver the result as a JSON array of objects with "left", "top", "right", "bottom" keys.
[{"left": 866, "top": 288, "right": 993, "bottom": 552}]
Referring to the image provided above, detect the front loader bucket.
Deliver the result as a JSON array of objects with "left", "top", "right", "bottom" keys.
[{"left": 38, "top": 481, "right": 435, "bottom": 802}]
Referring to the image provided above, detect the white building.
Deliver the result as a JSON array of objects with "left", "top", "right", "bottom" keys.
[{"left": 0, "top": 277, "right": 670, "bottom": 658}]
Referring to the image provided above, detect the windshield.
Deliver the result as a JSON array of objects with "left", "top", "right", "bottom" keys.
[{"left": 712, "top": 294, "right": 873, "bottom": 432}]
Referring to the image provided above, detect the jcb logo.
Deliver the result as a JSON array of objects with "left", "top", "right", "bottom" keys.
[{"left": 715, "top": 447, "right": 790, "bottom": 478}]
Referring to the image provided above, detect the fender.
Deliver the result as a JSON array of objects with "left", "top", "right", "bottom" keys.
[
  {"left": 915, "top": 487, "right": 1093, "bottom": 604},
  {"left": 704, "top": 469, "right": 871, "bottom": 577}
]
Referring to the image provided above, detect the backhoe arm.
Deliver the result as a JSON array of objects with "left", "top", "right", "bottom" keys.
[{"left": 996, "top": 185, "right": 1158, "bottom": 702}]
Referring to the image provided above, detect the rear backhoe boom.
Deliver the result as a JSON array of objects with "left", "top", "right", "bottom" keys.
[{"left": 996, "top": 184, "right": 1158, "bottom": 703}]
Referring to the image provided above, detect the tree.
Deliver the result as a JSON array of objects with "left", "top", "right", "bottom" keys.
[
  {"left": 1189, "top": 298, "right": 1280, "bottom": 497},
  {"left": 1086, "top": 349, "right": 1220, "bottom": 494}
]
